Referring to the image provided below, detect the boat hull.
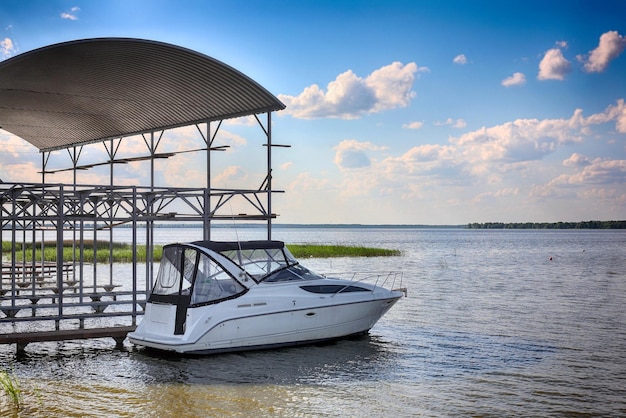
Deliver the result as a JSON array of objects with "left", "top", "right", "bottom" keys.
[{"left": 128, "top": 293, "right": 401, "bottom": 354}]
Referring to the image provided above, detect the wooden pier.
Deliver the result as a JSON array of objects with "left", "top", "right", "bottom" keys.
[
  {"left": 1, "top": 256, "right": 145, "bottom": 354},
  {"left": 0, "top": 326, "right": 136, "bottom": 355}
]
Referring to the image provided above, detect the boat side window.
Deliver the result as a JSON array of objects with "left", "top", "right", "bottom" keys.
[
  {"left": 191, "top": 252, "right": 246, "bottom": 305},
  {"left": 181, "top": 248, "right": 196, "bottom": 295},
  {"left": 152, "top": 246, "right": 186, "bottom": 296}
]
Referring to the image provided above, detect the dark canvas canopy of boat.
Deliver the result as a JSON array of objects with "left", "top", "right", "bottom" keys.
[
  {"left": 0, "top": 38, "right": 285, "bottom": 152},
  {"left": 191, "top": 240, "right": 286, "bottom": 252}
]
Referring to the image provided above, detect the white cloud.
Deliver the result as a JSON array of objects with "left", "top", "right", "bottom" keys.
[
  {"left": 61, "top": 7, "right": 80, "bottom": 20},
  {"left": 583, "top": 99, "right": 626, "bottom": 133},
  {"left": 563, "top": 153, "right": 592, "bottom": 168},
  {"left": 501, "top": 72, "right": 526, "bottom": 87},
  {"left": 538, "top": 48, "right": 571, "bottom": 80},
  {"left": 402, "top": 121, "right": 423, "bottom": 130},
  {"left": 473, "top": 188, "right": 520, "bottom": 203},
  {"left": 453, "top": 119, "right": 467, "bottom": 129},
  {"left": 548, "top": 157, "right": 626, "bottom": 187},
  {"left": 285, "top": 100, "right": 626, "bottom": 222},
  {"left": 435, "top": 118, "right": 467, "bottom": 128},
  {"left": 1, "top": 37, "right": 16, "bottom": 59},
  {"left": 402, "top": 144, "right": 456, "bottom": 161},
  {"left": 213, "top": 165, "right": 247, "bottom": 187},
  {"left": 0, "top": 131, "right": 39, "bottom": 181},
  {"left": 286, "top": 172, "right": 331, "bottom": 193},
  {"left": 452, "top": 101, "right": 626, "bottom": 164},
  {"left": 618, "top": 105, "right": 626, "bottom": 133},
  {"left": 372, "top": 144, "right": 464, "bottom": 194},
  {"left": 333, "top": 140, "right": 388, "bottom": 170},
  {"left": 224, "top": 115, "right": 257, "bottom": 126},
  {"left": 452, "top": 111, "right": 586, "bottom": 163},
  {"left": 453, "top": 54, "right": 467, "bottom": 65},
  {"left": 576, "top": 188, "right": 626, "bottom": 203},
  {"left": 278, "top": 62, "right": 427, "bottom": 119},
  {"left": 580, "top": 31, "right": 626, "bottom": 73}
]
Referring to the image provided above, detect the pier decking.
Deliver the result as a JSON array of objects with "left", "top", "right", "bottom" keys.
[
  {"left": 1, "top": 239, "right": 146, "bottom": 353},
  {"left": 0, "top": 326, "right": 136, "bottom": 355}
]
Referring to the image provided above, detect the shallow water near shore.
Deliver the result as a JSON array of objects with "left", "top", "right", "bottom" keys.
[{"left": 2, "top": 227, "right": 626, "bottom": 416}]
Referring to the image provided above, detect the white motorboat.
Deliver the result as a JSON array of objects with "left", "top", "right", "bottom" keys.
[{"left": 128, "top": 240, "right": 405, "bottom": 354}]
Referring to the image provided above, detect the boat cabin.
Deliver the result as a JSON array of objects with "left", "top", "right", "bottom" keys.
[{"left": 147, "top": 240, "right": 328, "bottom": 334}]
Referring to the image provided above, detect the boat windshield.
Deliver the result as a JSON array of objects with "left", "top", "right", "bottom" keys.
[
  {"left": 262, "top": 263, "right": 326, "bottom": 283},
  {"left": 218, "top": 245, "right": 318, "bottom": 282}
]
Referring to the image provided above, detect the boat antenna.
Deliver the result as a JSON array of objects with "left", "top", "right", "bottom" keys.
[{"left": 228, "top": 200, "right": 245, "bottom": 269}]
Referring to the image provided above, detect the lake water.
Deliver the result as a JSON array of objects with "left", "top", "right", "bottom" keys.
[{"left": 1, "top": 227, "right": 625, "bottom": 416}]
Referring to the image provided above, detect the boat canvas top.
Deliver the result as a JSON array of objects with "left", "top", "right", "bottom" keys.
[{"left": 190, "top": 240, "right": 286, "bottom": 252}]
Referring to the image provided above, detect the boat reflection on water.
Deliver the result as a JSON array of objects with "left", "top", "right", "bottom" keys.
[
  {"left": 129, "top": 334, "right": 406, "bottom": 417},
  {"left": 131, "top": 332, "right": 402, "bottom": 386}
]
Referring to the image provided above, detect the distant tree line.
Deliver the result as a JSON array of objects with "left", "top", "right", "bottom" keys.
[{"left": 467, "top": 221, "right": 626, "bottom": 229}]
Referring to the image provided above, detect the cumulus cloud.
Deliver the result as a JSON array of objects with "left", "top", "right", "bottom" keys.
[
  {"left": 333, "top": 140, "right": 388, "bottom": 169},
  {"left": 583, "top": 98, "right": 626, "bottom": 133},
  {"left": 61, "top": 7, "right": 80, "bottom": 20},
  {"left": 501, "top": 72, "right": 526, "bottom": 87},
  {"left": 548, "top": 158, "right": 626, "bottom": 187},
  {"left": 618, "top": 105, "right": 626, "bottom": 133},
  {"left": 278, "top": 62, "right": 427, "bottom": 119},
  {"left": 213, "top": 165, "right": 246, "bottom": 186},
  {"left": 452, "top": 114, "right": 583, "bottom": 163},
  {"left": 402, "top": 121, "right": 423, "bottom": 130},
  {"left": 452, "top": 101, "right": 626, "bottom": 164},
  {"left": 453, "top": 54, "right": 467, "bottom": 65},
  {"left": 391, "top": 144, "right": 457, "bottom": 174},
  {"left": 580, "top": 31, "right": 626, "bottom": 73},
  {"left": 563, "top": 153, "right": 592, "bottom": 168},
  {"left": 1, "top": 37, "right": 16, "bottom": 59},
  {"left": 326, "top": 142, "right": 465, "bottom": 201},
  {"left": 301, "top": 100, "right": 626, "bottom": 220},
  {"left": 538, "top": 47, "right": 571, "bottom": 80},
  {"left": 366, "top": 144, "right": 465, "bottom": 197}
]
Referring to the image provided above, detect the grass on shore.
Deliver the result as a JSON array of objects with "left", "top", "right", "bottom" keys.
[
  {"left": 0, "top": 369, "right": 21, "bottom": 408},
  {"left": 2, "top": 240, "right": 400, "bottom": 262},
  {"left": 2, "top": 240, "right": 162, "bottom": 263},
  {"left": 287, "top": 244, "right": 400, "bottom": 258}
]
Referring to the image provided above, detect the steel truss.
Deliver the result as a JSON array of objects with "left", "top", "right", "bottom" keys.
[{"left": 1, "top": 113, "right": 287, "bottom": 339}]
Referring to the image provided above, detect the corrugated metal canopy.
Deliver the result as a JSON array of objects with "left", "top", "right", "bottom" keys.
[{"left": 0, "top": 38, "right": 285, "bottom": 152}]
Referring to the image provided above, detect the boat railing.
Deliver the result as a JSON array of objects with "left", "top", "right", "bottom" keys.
[{"left": 326, "top": 271, "right": 406, "bottom": 296}]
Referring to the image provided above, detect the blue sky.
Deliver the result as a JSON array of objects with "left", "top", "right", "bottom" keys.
[{"left": 1, "top": 0, "right": 625, "bottom": 224}]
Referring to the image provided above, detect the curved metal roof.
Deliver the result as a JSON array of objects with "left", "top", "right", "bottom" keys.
[{"left": 0, "top": 38, "right": 285, "bottom": 152}]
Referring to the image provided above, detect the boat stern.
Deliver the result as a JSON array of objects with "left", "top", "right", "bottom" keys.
[{"left": 127, "top": 302, "right": 180, "bottom": 347}]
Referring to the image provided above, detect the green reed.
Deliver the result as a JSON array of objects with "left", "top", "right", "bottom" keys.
[
  {"left": 287, "top": 244, "right": 401, "bottom": 258},
  {"left": 0, "top": 369, "right": 21, "bottom": 408},
  {"left": 3, "top": 240, "right": 398, "bottom": 262},
  {"left": 2, "top": 240, "right": 163, "bottom": 263}
]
